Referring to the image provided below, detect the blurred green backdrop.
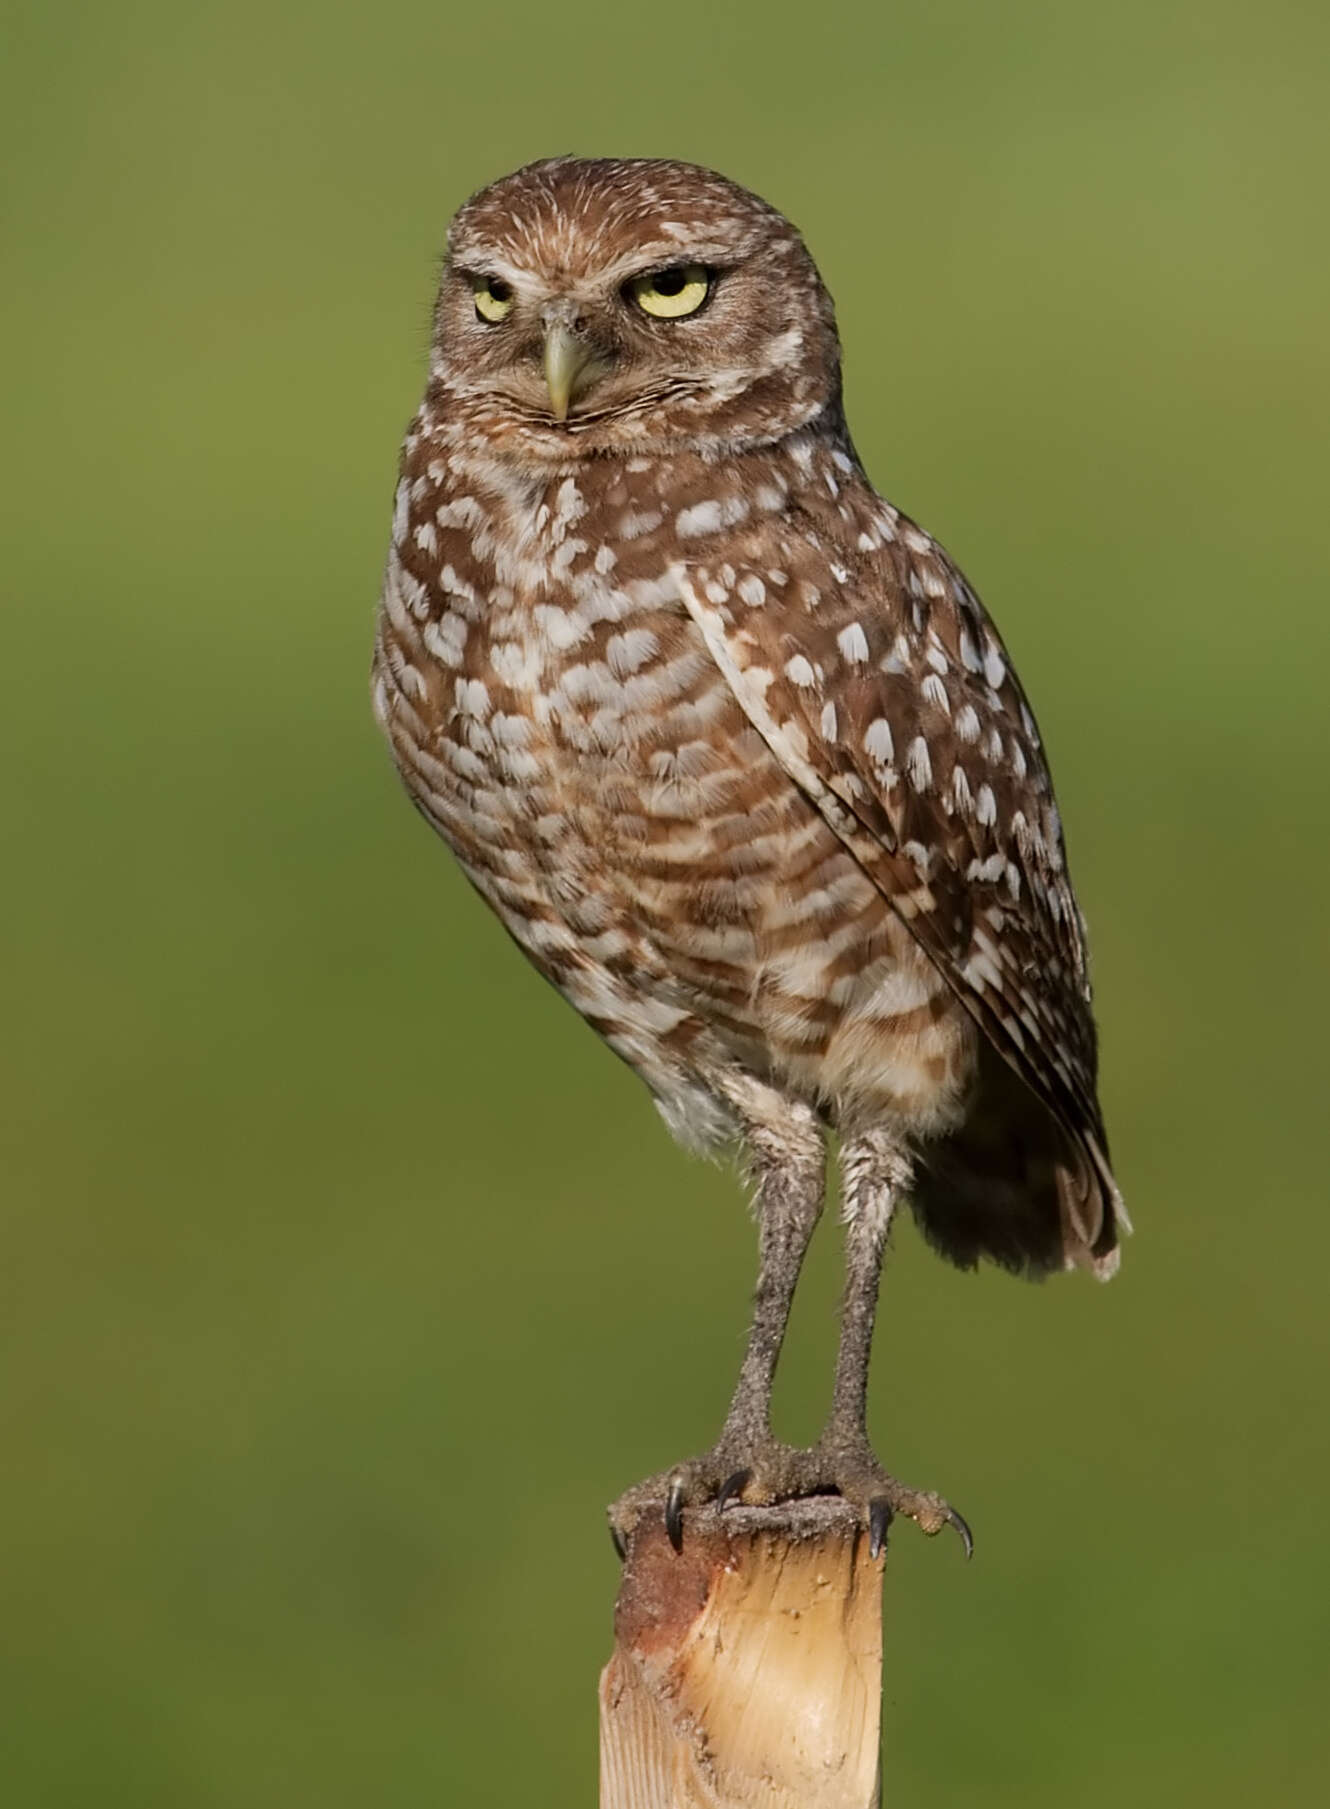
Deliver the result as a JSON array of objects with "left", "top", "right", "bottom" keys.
[{"left": 3, "top": 1, "right": 1327, "bottom": 1802}]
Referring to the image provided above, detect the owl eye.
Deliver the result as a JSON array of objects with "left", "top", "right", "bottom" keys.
[
  {"left": 628, "top": 264, "right": 711, "bottom": 319},
  {"left": 472, "top": 277, "right": 514, "bottom": 323}
]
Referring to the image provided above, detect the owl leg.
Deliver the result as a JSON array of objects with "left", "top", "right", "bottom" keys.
[
  {"left": 812, "top": 1128, "right": 972, "bottom": 1557},
  {"left": 825, "top": 1128, "right": 910, "bottom": 1443},
  {"left": 712, "top": 1103, "right": 827, "bottom": 1454},
  {"left": 607, "top": 1092, "right": 825, "bottom": 1555}
]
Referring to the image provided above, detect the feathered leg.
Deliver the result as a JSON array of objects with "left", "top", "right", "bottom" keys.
[
  {"left": 608, "top": 1091, "right": 825, "bottom": 1553},
  {"left": 816, "top": 1129, "right": 971, "bottom": 1557}
]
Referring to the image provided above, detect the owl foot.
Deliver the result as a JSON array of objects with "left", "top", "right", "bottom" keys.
[
  {"left": 798, "top": 1430, "right": 974, "bottom": 1561},
  {"left": 607, "top": 1433, "right": 807, "bottom": 1558},
  {"left": 607, "top": 1431, "right": 972, "bottom": 1562}
]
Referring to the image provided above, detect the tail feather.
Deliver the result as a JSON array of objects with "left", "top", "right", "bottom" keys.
[{"left": 911, "top": 1041, "right": 1128, "bottom": 1280}]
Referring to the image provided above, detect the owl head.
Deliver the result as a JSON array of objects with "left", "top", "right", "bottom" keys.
[{"left": 428, "top": 157, "right": 842, "bottom": 463}]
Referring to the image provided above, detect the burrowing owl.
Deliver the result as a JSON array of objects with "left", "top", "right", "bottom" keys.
[{"left": 372, "top": 157, "right": 1127, "bottom": 1558}]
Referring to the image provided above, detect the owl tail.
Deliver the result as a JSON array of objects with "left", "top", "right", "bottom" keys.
[{"left": 910, "top": 1041, "right": 1129, "bottom": 1280}]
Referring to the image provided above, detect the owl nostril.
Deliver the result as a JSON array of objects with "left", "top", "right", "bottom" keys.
[{"left": 542, "top": 303, "right": 589, "bottom": 338}]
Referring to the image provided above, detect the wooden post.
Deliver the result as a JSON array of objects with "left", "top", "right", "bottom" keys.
[{"left": 600, "top": 1498, "right": 884, "bottom": 1809}]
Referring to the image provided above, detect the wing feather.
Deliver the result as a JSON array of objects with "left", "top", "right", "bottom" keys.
[{"left": 674, "top": 475, "right": 1125, "bottom": 1256}]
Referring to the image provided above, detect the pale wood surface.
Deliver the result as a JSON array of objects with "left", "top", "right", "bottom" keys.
[{"left": 599, "top": 1499, "right": 884, "bottom": 1809}]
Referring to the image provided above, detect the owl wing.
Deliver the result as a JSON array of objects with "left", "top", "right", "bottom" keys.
[{"left": 675, "top": 499, "right": 1123, "bottom": 1254}]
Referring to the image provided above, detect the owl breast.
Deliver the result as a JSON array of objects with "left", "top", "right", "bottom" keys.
[{"left": 372, "top": 437, "right": 977, "bottom": 1141}]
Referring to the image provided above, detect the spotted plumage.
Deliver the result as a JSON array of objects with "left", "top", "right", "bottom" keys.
[{"left": 373, "top": 157, "right": 1127, "bottom": 1552}]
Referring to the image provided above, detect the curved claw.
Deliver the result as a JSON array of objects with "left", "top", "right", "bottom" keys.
[
  {"left": 718, "top": 1468, "right": 751, "bottom": 1513},
  {"left": 665, "top": 1477, "right": 686, "bottom": 1553},
  {"left": 608, "top": 1522, "right": 627, "bottom": 1562},
  {"left": 868, "top": 1496, "right": 894, "bottom": 1561},
  {"left": 945, "top": 1505, "right": 975, "bottom": 1560}
]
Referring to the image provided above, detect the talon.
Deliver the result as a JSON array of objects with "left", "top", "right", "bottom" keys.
[
  {"left": 718, "top": 1468, "right": 751, "bottom": 1512},
  {"left": 868, "top": 1496, "right": 893, "bottom": 1560},
  {"left": 665, "top": 1477, "right": 685, "bottom": 1552},
  {"left": 946, "top": 1505, "right": 974, "bottom": 1560},
  {"left": 609, "top": 1522, "right": 627, "bottom": 1562}
]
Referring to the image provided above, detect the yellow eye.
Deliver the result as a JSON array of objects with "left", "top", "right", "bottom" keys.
[
  {"left": 629, "top": 263, "right": 710, "bottom": 319},
  {"left": 473, "top": 278, "right": 514, "bottom": 323}
]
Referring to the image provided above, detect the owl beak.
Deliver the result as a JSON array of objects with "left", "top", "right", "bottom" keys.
[{"left": 542, "top": 320, "right": 600, "bottom": 422}]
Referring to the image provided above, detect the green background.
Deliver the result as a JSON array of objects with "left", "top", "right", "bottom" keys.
[{"left": 4, "top": 1, "right": 1327, "bottom": 1802}]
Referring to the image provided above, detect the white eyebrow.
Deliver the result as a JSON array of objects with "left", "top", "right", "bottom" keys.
[{"left": 448, "top": 233, "right": 763, "bottom": 295}]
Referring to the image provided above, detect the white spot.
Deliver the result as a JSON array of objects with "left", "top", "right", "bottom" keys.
[
  {"left": 830, "top": 562, "right": 851, "bottom": 584},
  {"left": 593, "top": 544, "right": 617, "bottom": 574},
  {"left": 559, "top": 662, "right": 616, "bottom": 706},
  {"left": 950, "top": 764, "right": 972, "bottom": 813},
  {"left": 958, "top": 625, "right": 982, "bottom": 673},
  {"left": 879, "top": 632, "right": 912, "bottom": 677},
  {"left": 906, "top": 736, "right": 932, "bottom": 791},
  {"left": 821, "top": 701, "right": 838, "bottom": 740},
  {"left": 552, "top": 477, "right": 585, "bottom": 531},
  {"left": 837, "top": 622, "right": 870, "bottom": 664},
  {"left": 549, "top": 537, "right": 586, "bottom": 578},
  {"left": 921, "top": 565, "right": 948, "bottom": 600},
  {"left": 422, "top": 614, "right": 467, "bottom": 668},
  {"left": 489, "top": 639, "right": 543, "bottom": 689},
  {"left": 976, "top": 784, "right": 998, "bottom": 826},
  {"left": 785, "top": 654, "right": 816, "bottom": 688},
  {"left": 439, "top": 565, "right": 477, "bottom": 609},
  {"left": 436, "top": 495, "right": 485, "bottom": 532},
  {"left": 443, "top": 738, "right": 485, "bottom": 782},
  {"left": 737, "top": 574, "right": 766, "bottom": 608},
  {"left": 983, "top": 643, "right": 1006, "bottom": 689},
  {"left": 864, "top": 717, "right": 894, "bottom": 764},
  {"left": 533, "top": 605, "right": 586, "bottom": 651},
  {"left": 676, "top": 497, "right": 748, "bottom": 537},
  {"left": 606, "top": 628, "right": 659, "bottom": 678},
  {"left": 955, "top": 704, "right": 981, "bottom": 743},
  {"left": 490, "top": 713, "right": 531, "bottom": 748},
  {"left": 455, "top": 677, "right": 491, "bottom": 719},
  {"left": 921, "top": 673, "right": 951, "bottom": 714},
  {"left": 497, "top": 749, "right": 541, "bottom": 783}
]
